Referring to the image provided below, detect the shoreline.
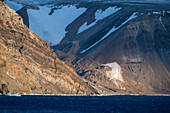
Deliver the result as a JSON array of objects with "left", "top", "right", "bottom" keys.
[
  {"left": 1, "top": 93, "right": 170, "bottom": 96},
  {"left": 18, "top": 94, "right": 170, "bottom": 96}
]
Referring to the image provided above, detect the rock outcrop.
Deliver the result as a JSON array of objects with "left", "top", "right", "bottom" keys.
[
  {"left": 0, "top": 1, "right": 97, "bottom": 94},
  {"left": 53, "top": 2, "right": 170, "bottom": 94}
]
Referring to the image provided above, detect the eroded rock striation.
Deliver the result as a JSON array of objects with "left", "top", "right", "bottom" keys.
[{"left": 0, "top": 1, "right": 97, "bottom": 95}]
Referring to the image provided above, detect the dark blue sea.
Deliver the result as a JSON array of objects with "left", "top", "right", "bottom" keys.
[{"left": 0, "top": 95, "right": 170, "bottom": 113}]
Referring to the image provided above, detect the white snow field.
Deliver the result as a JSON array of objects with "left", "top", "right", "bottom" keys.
[
  {"left": 6, "top": 1, "right": 86, "bottom": 45},
  {"left": 78, "top": 7, "right": 121, "bottom": 34},
  {"left": 27, "top": 6, "right": 86, "bottom": 45}
]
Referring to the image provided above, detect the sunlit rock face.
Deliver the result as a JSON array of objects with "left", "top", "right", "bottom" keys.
[
  {"left": 0, "top": 1, "right": 98, "bottom": 95},
  {"left": 103, "top": 62, "right": 125, "bottom": 90},
  {"left": 103, "top": 62, "right": 124, "bottom": 82}
]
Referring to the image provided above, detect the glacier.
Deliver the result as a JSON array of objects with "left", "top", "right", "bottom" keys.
[{"left": 27, "top": 5, "right": 86, "bottom": 46}]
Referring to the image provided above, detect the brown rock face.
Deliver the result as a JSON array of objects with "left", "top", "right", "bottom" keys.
[
  {"left": 53, "top": 2, "right": 170, "bottom": 94},
  {"left": 0, "top": 1, "right": 97, "bottom": 94}
]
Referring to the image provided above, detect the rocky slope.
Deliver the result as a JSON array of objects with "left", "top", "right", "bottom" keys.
[
  {"left": 52, "top": 2, "right": 170, "bottom": 94},
  {"left": 0, "top": 1, "right": 97, "bottom": 95},
  {"left": 5, "top": 0, "right": 170, "bottom": 94}
]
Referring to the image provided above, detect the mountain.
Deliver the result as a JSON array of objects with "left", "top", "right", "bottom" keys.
[
  {"left": 5, "top": 0, "right": 170, "bottom": 94},
  {"left": 0, "top": 1, "right": 97, "bottom": 95},
  {"left": 54, "top": 2, "right": 170, "bottom": 94}
]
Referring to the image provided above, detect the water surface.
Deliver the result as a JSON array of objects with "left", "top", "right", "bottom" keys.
[{"left": 0, "top": 95, "right": 170, "bottom": 112}]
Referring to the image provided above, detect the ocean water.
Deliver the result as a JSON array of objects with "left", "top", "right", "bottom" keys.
[{"left": 0, "top": 95, "right": 170, "bottom": 113}]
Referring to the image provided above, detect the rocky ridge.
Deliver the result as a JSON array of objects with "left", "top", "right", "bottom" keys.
[{"left": 0, "top": 1, "right": 97, "bottom": 95}]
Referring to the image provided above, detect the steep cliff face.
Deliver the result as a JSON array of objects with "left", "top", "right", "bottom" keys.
[{"left": 0, "top": 1, "right": 97, "bottom": 94}]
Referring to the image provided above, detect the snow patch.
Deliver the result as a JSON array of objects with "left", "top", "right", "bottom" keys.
[
  {"left": 27, "top": 5, "right": 86, "bottom": 45},
  {"left": 95, "top": 7, "right": 121, "bottom": 21},
  {"left": 80, "top": 12, "right": 138, "bottom": 54},
  {"left": 159, "top": 16, "right": 167, "bottom": 31},
  {"left": 153, "top": 11, "right": 161, "bottom": 15},
  {"left": 148, "top": 11, "right": 168, "bottom": 16},
  {"left": 78, "top": 22, "right": 96, "bottom": 34},
  {"left": 78, "top": 6, "right": 121, "bottom": 34}
]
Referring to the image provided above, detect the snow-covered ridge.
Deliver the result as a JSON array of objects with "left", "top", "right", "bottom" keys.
[
  {"left": 80, "top": 12, "right": 139, "bottom": 54},
  {"left": 78, "top": 6, "right": 121, "bottom": 34}
]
